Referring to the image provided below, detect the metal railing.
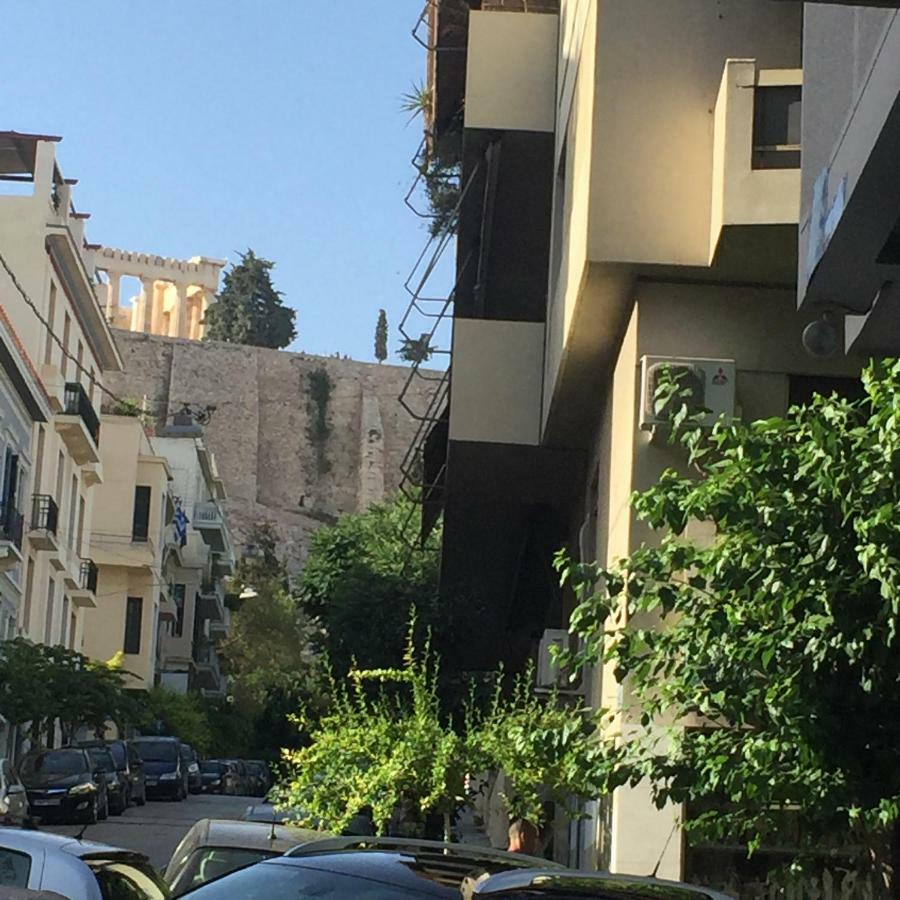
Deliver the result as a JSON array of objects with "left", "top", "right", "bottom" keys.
[
  {"left": 63, "top": 381, "right": 100, "bottom": 447},
  {"left": 193, "top": 501, "right": 223, "bottom": 526},
  {"left": 0, "top": 501, "right": 24, "bottom": 549},
  {"left": 31, "top": 494, "right": 59, "bottom": 534},
  {"left": 78, "top": 559, "right": 98, "bottom": 593}
]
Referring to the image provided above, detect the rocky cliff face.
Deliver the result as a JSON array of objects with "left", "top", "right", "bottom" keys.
[{"left": 105, "top": 331, "right": 434, "bottom": 572}]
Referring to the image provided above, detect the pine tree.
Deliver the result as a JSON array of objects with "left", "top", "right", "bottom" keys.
[
  {"left": 204, "top": 249, "right": 297, "bottom": 349},
  {"left": 374, "top": 309, "right": 388, "bottom": 363}
]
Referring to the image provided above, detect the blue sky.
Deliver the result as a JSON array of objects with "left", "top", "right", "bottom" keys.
[{"left": 3, "top": 1, "right": 444, "bottom": 363}]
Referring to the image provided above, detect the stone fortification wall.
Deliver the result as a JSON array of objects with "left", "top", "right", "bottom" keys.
[{"left": 105, "top": 331, "right": 433, "bottom": 572}]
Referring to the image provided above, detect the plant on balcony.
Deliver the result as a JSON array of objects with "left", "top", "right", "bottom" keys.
[
  {"left": 398, "top": 333, "right": 436, "bottom": 364},
  {"left": 400, "top": 80, "right": 432, "bottom": 125},
  {"left": 555, "top": 359, "right": 900, "bottom": 893},
  {"left": 416, "top": 132, "right": 462, "bottom": 238},
  {"left": 204, "top": 249, "right": 297, "bottom": 349}
]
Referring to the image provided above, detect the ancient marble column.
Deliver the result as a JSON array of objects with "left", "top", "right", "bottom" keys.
[
  {"left": 138, "top": 278, "right": 154, "bottom": 333},
  {"left": 105, "top": 271, "right": 121, "bottom": 322}
]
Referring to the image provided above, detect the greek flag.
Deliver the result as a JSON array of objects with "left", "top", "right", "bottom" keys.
[{"left": 174, "top": 504, "right": 189, "bottom": 547}]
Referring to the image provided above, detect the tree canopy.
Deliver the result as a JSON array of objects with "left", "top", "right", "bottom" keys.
[
  {"left": 557, "top": 361, "right": 900, "bottom": 889},
  {"left": 204, "top": 249, "right": 296, "bottom": 349},
  {"left": 374, "top": 309, "right": 388, "bottom": 364}
]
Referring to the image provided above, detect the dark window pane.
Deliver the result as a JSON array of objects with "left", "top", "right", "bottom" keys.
[
  {"left": 124, "top": 596, "right": 143, "bottom": 654},
  {"left": 753, "top": 85, "right": 801, "bottom": 170},
  {"left": 173, "top": 584, "right": 186, "bottom": 637},
  {"left": 132, "top": 486, "right": 151, "bottom": 541},
  {"left": 0, "top": 847, "right": 31, "bottom": 887},
  {"left": 788, "top": 375, "right": 865, "bottom": 407}
]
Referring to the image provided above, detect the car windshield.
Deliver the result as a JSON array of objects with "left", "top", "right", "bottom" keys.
[
  {"left": 201, "top": 762, "right": 225, "bottom": 774},
  {"left": 106, "top": 742, "right": 127, "bottom": 768},
  {"left": 172, "top": 848, "right": 275, "bottom": 893},
  {"left": 183, "top": 860, "right": 457, "bottom": 898},
  {"left": 133, "top": 741, "right": 178, "bottom": 762},
  {"left": 88, "top": 858, "right": 170, "bottom": 900},
  {"left": 21, "top": 750, "right": 86, "bottom": 777},
  {"left": 87, "top": 748, "right": 115, "bottom": 771}
]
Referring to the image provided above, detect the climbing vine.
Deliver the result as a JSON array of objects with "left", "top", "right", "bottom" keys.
[{"left": 306, "top": 367, "right": 333, "bottom": 474}]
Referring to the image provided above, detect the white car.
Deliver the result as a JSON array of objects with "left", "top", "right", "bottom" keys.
[{"left": 0, "top": 828, "right": 168, "bottom": 898}]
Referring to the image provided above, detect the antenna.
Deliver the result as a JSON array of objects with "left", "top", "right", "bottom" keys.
[{"left": 649, "top": 819, "right": 679, "bottom": 879}]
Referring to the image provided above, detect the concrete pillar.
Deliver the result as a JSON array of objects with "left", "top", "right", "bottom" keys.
[
  {"left": 138, "top": 278, "right": 154, "bottom": 333},
  {"left": 172, "top": 283, "right": 188, "bottom": 339},
  {"left": 105, "top": 271, "right": 121, "bottom": 321},
  {"left": 150, "top": 282, "right": 166, "bottom": 335},
  {"left": 188, "top": 295, "right": 201, "bottom": 341}
]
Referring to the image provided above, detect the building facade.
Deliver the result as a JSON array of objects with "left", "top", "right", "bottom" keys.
[
  {"left": 154, "top": 417, "right": 235, "bottom": 699},
  {"left": 82, "top": 415, "right": 174, "bottom": 688},
  {"left": 413, "top": 0, "right": 864, "bottom": 884},
  {"left": 0, "top": 132, "right": 121, "bottom": 660}
]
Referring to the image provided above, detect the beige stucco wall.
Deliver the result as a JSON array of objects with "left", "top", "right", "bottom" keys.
[
  {"left": 450, "top": 319, "right": 544, "bottom": 445},
  {"left": 465, "top": 10, "right": 558, "bottom": 133}
]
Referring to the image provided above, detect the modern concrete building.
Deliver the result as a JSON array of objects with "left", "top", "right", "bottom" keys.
[
  {"left": 154, "top": 414, "right": 235, "bottom": 699},
  {"left": 796, "top": 0, "right": 900, "bottom": 354},
  {"left": 82, "top": 415, "right": 174, "bottom": 689},
  {"left": 94, "top": 246, "right": 224, "bottom": 342},
  {"left": 0, "top": 132, "right": 121, "bottom": 658},
  {"left": 411, "top": 0, "right": 863, "bottom": 887}
]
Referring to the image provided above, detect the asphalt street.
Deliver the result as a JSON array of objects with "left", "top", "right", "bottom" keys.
[{"left": 43, "top": 792, "right": 257, "bottom": 869}]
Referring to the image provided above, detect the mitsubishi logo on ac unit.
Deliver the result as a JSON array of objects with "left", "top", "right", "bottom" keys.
[{"left": 639, "top": 356, "right": 736, "bottom": 430}]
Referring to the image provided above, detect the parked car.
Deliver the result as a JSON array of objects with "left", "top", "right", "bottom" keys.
[
  {"left": 243, "top": 760, "right": 270, "bottom": 797},
  {"left": 164, "top": 817, "right": 324, "bottom": 895},
  {"left": 241, "top": 804, "right": 375, "bottom": 835},
  {"left": 77, "top": 739, "right": 146, "bottom": 808},
  {"left": 0, "top": 828, "right": 170, "bottom": 898},
  {"left": 198, "top": 761, "right": 236, "bottom": 795},
  {"left": 173, "top": 837, "right": 553, "bottom": 898},
  {"left": 19, "top": 747, "right": 109, "bottom": 824},
  {"left": 220, "top": 758, "right": 250, "bottom": 795},
  {"left": 0, "top": 757, "right": 29, "bottom": 826},
  {"left": 179, "top": 744, "right": 202, "bottom": 795},
  {"left": 81, "top": 745, "right": 127, "bottom": 816},
  {"left": 130, "top": 737, "right": 188, "bottom": 801}
]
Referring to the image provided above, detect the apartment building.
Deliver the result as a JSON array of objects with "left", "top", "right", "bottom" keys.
[
  {"left": 81, "top": 415, "right": 174, "bottom": 688},
  {"left": 0, "top": 132, "right": 121, "bottom": 658},
  {"left": 797, "top": 0, "right": 900, "bottom": 354},
  {"left": 154, "top": 413, "right": 235, "bottom": 699},
  {"left": 411, "top": 0, "right": 863, "bottom": 884}
]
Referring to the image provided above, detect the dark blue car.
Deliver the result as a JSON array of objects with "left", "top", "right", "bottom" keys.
[{"left": 130, "top": 737, "right": 188, "bottom": 801}]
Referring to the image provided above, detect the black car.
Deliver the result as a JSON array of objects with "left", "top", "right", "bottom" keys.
[
  {"left": 78, "top": 739, "right": 147, "bottom": 809},
  {"left": 180, "top": 743, "right": 202, "bottom": 795},
  {"left": 19, "top": 747, "right": 109, "bottom": 824},
  {"left": 199, "top": 761, "right": 235, "bottom": 795},
  {"left": 82, "top": 745, "right": 127, "bottom": 816},
  {"left": 131, "top": 737, "right": 188, "bottom": 801},
  {"left": 244, "top": 760, "right": 270, "bottom": 797}
]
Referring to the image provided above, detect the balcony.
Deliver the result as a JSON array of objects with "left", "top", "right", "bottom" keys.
[
  {"left": 55, "top": 382, "right": 101, "bottom": 465},
  {"left": 191, "top": 639, "right": 222, "bottom": 691},
  {"left": 28, "top": 494, "right": 59, "bottom": 552},
  {"left": 0, "top": 502, "right": 25, "bottom": 572},
  {"left": 197, "top": 579, "right": 226, "bottom": 623},
  {"left": 709, "top": 60, "right": 802, "bottom": 262},
  {"left": 70, "top": 559, "right": 98, "bottom": 608},
  {"left": 193, "top": 501, "right": 227, "bottom": 552}
]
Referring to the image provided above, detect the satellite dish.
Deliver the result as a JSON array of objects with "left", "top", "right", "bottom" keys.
[{"left": 802, "top": 314, "right": 840, "bottom": 358}]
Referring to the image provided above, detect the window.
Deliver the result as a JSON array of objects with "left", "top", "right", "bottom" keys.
[
  {"left": 69, "top": 611, "right": 77, "bottom": 650},
  {"left": 89, "top": 859, "right": 169, "bottom": 900},
  {"left": 61, "top": 312, "right": 71, "bottom": 378},
  {"left": 76, "top": 340, "right": 84, "bottom": 385},
  {"left": 77, "top": 495, "right": 86, "bottom": 557},
  {"left": 788, "top": 375, "right": 865, "bottom": 408},
  {"left": 44, "top": 578, "right": 55, "bottom": 645},
  {"left": 1, "top": 448, "right": 18, "bottom": 521},
  {"left": 752, "top": 85, "right": 801, "bottom": 170},
  {"left": 44, "top": 281, "right": 57, "bottom": 365},
  {"left": 60, "top": 596, "right": 69, "bottom": 646},
  {"left": 22, "top": 556, "right": 34, "bottom": 632},
  {"left": 124, "top": 596, "right": 143, "bottom": 654},
  {"left": 68, "top": 474, "right": 78, "bottom": 551},
  {"left": 33, "top": 426, "right": 45, "bottom": 494},
  {"left": 55, "top": 451, "right": 65, "bottom": 505},
  {"left": 173, "top": 584, "right": 186, "bottom": 637},
  {"left": 132, "top": 486, "right": 151, "bottom": 541},
  {"left": 0, "top": 846, "right": 31, "bottom": 887}
]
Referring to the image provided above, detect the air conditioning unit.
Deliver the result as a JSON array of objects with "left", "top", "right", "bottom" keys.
[
  {"left": 639, "top": 356, "right": 735, "bottom": 430},
  {"left": 536, "top": 629, "right": 583, "bottom": 694}
]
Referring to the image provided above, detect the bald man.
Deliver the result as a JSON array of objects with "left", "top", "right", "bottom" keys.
[{"left": 507, "top": 818, "right": 539, "bottom": 855}]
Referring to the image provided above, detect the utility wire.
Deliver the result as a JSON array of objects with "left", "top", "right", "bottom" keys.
[{"left": 0, "top": 248, "right": 129, "bottom": 407}]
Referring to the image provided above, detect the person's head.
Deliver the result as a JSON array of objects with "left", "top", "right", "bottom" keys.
[{"left": 507, "top": 818, "right": 539, "bottom": 854}]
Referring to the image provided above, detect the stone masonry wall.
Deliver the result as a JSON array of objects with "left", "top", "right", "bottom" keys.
[{"left": 105, "top": 331, "right": 434, "bottom": 573}]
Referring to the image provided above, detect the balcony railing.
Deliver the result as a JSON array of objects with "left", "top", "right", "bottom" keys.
[
  {"left": 78, "top": 559, "right": 98, "bottom": 593},
  {"left": 31, "top": 494, "right": 59, "bottom": 534},
  {"left": 0, "top": 502, "right": 25, "bottom": 549},
  {"left": 63, "top": 381, "right": 100, "bottom": 447},
  {"left": 193, "top": 501, "right": 223, "bottom": 526}
]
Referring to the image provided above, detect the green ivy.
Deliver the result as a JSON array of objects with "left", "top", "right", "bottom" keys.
[{"left": 306, "top": 367, "right": 333, "bottom": 474}]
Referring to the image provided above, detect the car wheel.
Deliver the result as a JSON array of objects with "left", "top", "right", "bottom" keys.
[
  {"left": 111, "top": 791, "right": 124, "bottom": 816},
  {"left": 137, "top": 784, "right": 146, "bottom": 806},
  {"left": 99, "top": 792, "right": 109, "bottom": 820},
  {"left": 84, "top": 796, "right": 99, "bottom": 825}
]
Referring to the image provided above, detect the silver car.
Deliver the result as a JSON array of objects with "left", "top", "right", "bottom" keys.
[
  {"left": 0, "top": 758, "right": 29, "bottom": 826},
  {"left": 0, "top": 828, "right": 169, "bottom": 898}
]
